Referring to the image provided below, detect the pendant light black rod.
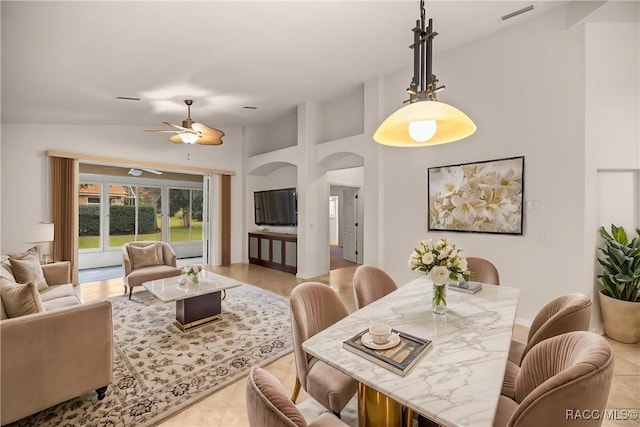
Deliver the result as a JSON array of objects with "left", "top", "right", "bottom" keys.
[
  {"left": 407, "top": 0, "right": 440, "bottom": 102},
  {"left": 426, "top": 18, "right": 433, "bottom": 96}
]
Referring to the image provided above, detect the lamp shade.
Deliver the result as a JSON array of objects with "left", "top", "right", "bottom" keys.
[
  {"left": 30, "top": 223, "right": 54, "bottom": 243},
  {"left": 374, "top": 100, "right": 477, "bottom": 147}
]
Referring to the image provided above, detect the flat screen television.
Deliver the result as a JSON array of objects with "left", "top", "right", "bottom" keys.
[{"left": 254, "top": 188, "right": 298, "bottom": 226}]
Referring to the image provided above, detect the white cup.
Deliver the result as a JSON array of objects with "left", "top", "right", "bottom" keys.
[{"left": 369, "top": 323, "right": 392, "bottom": 344}]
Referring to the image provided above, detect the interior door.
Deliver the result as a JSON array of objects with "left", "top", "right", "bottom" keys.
[{"left": 342, "top": 188, "right": 358, "bottom": 263}]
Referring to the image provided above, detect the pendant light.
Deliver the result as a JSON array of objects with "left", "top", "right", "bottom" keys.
[{"left": 374, "top": 0, "right": 476, "bottom": 147}]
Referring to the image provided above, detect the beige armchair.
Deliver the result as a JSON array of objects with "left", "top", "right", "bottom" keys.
[
  {"left": 495, "top": 331, "right": 614, "bottom": 427},
  {"left": 289, "top": 282, "right": 357, "bottom": 416},
  {"left": 246, "top": 366, "right": 348, "bottom": 427},
  {"left": 122, "top": 241, "right": 182, "bottom": 300},
  {"left": 466, "top": 257, "right": 500, "bottom": 285},
  {"left": 353, "top": 265, "right": 397, "bottom": 309}
]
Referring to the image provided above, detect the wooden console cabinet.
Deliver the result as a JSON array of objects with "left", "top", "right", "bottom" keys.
[{"left": 248, "top": 232, "right": 297, "bottom": 274}]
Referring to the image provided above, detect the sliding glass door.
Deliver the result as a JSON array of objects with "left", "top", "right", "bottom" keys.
[{"left": 78, "top": 173, "right": 205, "bottom": 269}]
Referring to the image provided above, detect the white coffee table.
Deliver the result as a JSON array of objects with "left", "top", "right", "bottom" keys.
[{"left": 143, "top": 270, "right": 242, "bottom": 331}]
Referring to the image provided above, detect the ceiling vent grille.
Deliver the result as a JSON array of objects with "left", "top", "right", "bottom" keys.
[{"left": 501, "top": 4, "right": 534, "bottom": 21}]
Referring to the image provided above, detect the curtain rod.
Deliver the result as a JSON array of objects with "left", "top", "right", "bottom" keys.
[{"left": 46, "top": 150, "right": 235, "bottom": 177}]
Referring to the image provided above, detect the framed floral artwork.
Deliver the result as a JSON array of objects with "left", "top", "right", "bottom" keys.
[{"left": 427, "top": 156, "right": 524, "bottom": 235}]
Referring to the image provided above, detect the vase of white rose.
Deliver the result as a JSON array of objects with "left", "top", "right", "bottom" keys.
[
  {"left": 409, "top": 238, "right": 470, "bottom": 314},
  {"left": 184, "top": 264, "right": 202, "bottom": 284}
]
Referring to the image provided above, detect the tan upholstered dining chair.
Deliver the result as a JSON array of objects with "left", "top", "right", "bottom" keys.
[
  {"left": 466, "top": 257, "right": 500, "bottom": 285},
  {"left": 246, "top": 366, "right": 348, "bottom": 427},
  {"left": 122, "top": 241, "right": 183, "bottom": 300},
  {"left": 289, "top": 282, "right": 357, "bottom": 416},
  {"left": 509, "top": 293, "right": 592, "bottom": 365},
  {"left": 502, "top": 293, "right": 592, "bottom": 398},
  {"left": 353, "top": 265, "right": 398, "bottom": 309},
  {"left": 495, "top": 331, "right": 614, "bottom": 427}
]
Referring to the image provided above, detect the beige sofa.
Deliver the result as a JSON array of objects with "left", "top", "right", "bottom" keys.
[
  {"left": 0, "top": 254, "right": 113, "bottom": 425},
  {"left": 122, "top": 241, "right": 183, "bottom": 299}
]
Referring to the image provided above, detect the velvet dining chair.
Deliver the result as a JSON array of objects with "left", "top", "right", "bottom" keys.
[
  {"left": 495, "top": 331, "right": 614, "bottom": 427},
  {"left": 502, "top": 293, "right": 592, "bottom": 398},
  {"left": 289, "top": 282, "right": 357, "bottom": 416},
  {"left": 353, "top": 265, "right": 398, "bottom": 309},
  {"left": 246, "top": 366, "right": 348, "bottom": 427},
  {"left": 466, "top": 257, "right": 500, "bottom": 285}
]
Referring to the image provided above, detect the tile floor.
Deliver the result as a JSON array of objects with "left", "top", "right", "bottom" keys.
[{"left": 79, "top": 264, "right": 640, "bottom": 427}]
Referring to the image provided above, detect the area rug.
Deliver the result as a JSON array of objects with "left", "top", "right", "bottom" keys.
[{"left": 8, "top": 284, "right": 292, "bottom": 427}]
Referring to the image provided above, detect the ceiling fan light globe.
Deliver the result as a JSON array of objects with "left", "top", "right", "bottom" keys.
[{"left": 179, "top": 132, "right": 198, "bottom": 144}]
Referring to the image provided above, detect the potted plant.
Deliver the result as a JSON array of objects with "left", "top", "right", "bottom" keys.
[{"left": 597, "top": 224, "right": 640, "bottom": 343}]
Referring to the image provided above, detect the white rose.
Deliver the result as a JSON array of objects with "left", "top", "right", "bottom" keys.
[
  {"left": 422, "top": 253, "right": 434, "bottom": 265},
  {"left": 408, "top": 257, "right": 418, "bottom": 269},
  {"left": 458, "top": 258, "right": 468, "bottom": 271},
  {"left": 429, "top": 266, "right": 450, "bottom": 285}
]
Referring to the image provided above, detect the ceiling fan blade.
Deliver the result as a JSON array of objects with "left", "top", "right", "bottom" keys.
[
  {"left": 163, "top": 121, "right": 190, "bottom": 132},
  {"left": 142, "top": 168, "right": 163, "bottom": 175},
  {"left": 192, "top": 122, "right": 225, "bottom": 138},
  {"left": 197, "top": 135, "right": 224, "bottom": 145},
  {"left": 168, "top": 134, "right": 185, "bottom": 144},
  {"left": 144, "top": 129, "right": 180, "bottom": 133}
]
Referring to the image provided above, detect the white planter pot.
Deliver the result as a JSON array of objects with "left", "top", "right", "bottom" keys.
[{"left": 598, "top": 289, "right": 640, "bottom": 344}]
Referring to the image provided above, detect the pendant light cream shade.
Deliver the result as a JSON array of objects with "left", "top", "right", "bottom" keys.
[{"left": 374, "top": 100, "right": 476, "bottom": 147}]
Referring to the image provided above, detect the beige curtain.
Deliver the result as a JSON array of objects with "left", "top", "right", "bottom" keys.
[
  {"left": 50, "top": 156, "right": 79, "bottom": 284},
  {"left": 220, "top": 174, "right": 231, "bottom": 265}
]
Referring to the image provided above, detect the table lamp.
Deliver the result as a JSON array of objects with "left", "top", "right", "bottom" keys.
[{"left": 29, "top": 222, "right": 54, "bottom": 264}]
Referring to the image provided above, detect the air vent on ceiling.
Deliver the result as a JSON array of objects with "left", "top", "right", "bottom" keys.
[
  {"left": 243, "top": 106, "right": 258, "bottom": 110},
  {"left": 116, "top": 96, "right": 141, "bottom": 101},
  {"left": 501, "top": 4, "right": 534, "bottom": 21}
]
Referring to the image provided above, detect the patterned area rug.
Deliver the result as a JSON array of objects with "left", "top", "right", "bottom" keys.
[{"left": 9, "top": 284, "right": 292, "bottom": 427}]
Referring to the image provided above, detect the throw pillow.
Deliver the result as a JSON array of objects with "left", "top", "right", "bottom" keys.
[
  {"left": 129, "top": 244, "right": 161, "bottom": 269},
  {"left": 1, "top": 246, "right": 40, "bottom": 277},
  {"left": 0, "top": 278, "right": 45, "bottom": 318},
  {"left": 9, "top": 254, "right": 48, "bottom": 292}
]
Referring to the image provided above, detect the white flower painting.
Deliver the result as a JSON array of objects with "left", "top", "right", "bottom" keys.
[{"left": 428, "top": 157, "right": 524, "bottom": 234}]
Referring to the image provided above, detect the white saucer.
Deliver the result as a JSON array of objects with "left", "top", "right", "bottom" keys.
[{"left": 361, "top": 332, "right": 400, "bottom": 350}]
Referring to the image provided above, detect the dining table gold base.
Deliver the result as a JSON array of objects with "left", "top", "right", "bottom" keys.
[{"left": 358, "top": 382, "right": 414, "bottom": 427}]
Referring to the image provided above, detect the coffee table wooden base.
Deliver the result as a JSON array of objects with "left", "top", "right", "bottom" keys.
[{"left": 174, "top": 290, "right": 223, "bottom": 331}]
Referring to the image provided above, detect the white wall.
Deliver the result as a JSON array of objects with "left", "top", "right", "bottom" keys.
[
  {"left": 318, "top": 84, "right": 364, "bottom": 143},
  {"left": 584, "top": 5, "right": 640, "bottom": 330},
  {"left": 0, "top": 123, "right": 245, "bottom": 265},
  {"left": 378, "top": 6, "right": 587, "bottom": 322},
  {"left": 246, "top": 109, "right": 298, "bottom": 156}
]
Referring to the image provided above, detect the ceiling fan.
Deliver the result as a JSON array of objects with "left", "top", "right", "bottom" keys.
[
  {"left": 128, "top": 168, "right": 163, "bottom": 177},
  {"left": 145, "top": 99, "right": 224, "bottom": 145}
]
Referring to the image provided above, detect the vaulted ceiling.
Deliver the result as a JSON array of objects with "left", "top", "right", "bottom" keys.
[{"left": 1, "top": 1, "right": 569, "bottom": 128}]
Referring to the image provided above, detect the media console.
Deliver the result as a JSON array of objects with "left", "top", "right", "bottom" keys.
[{"left": 248, "top": 232, "right": 297, "bottom": 274}]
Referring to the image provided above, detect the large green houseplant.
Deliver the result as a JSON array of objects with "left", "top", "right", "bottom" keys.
[{"left": 597, "top": 224, "right": 640, "bottom": 343}]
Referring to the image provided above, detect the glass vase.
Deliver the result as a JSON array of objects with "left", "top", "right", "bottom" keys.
[{"left": 432, "top": 283, "right": 447, "bottom": 315}]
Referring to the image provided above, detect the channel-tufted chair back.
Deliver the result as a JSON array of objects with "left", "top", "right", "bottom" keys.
[
  {"left": 466, "top": 257, "right": 500, "bottom": 285},
  {"left": 289, "top": 282, "right": 357, "bottom": 414},
  {"left": 495, "top": 331, "right": 614, "bottom": 427},
  {"left": 353, "top": 265, "right": 398, "bottom": 309}
]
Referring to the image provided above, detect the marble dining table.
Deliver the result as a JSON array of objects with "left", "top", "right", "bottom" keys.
[{"left": 302, "top": 276, "right": 521, "bottom": 427}]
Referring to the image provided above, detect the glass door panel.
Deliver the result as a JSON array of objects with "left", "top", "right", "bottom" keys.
[
  {"left": 78, "top": 183, "right": 102, "bottom": 250},
  {"left": 109, "top": 184, "right": 136, "bottom": 247},
  {"left": 169, "top": 188, "right": 203, "bottom": 242},
  {"left": 137, "top": 186, "right": 162, "bottom": 241},
  {"left": 191, "top": 189, "right": 203, "bottom": 241}
]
